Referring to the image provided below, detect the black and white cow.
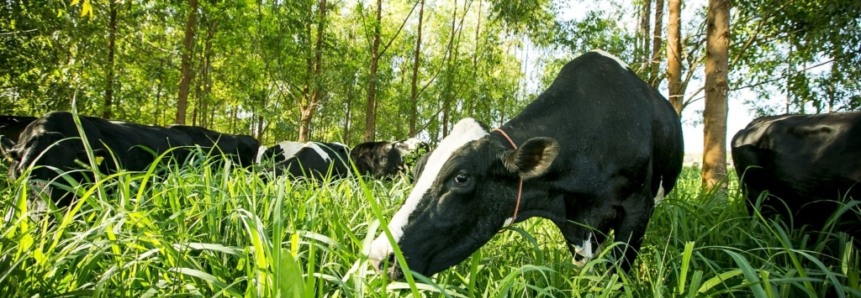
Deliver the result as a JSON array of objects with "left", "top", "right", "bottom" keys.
[
  {"left": 731, "top": 112, "right": 861, "bottom": 239},
  {"left": 368, "top": 50, "right": 684, "bottom": 279},
  {"left": 255, "top": 141, "right": 306, "bottom": 165},
  {"left": 350, "top": 138, "right": 429, "bottom": 179},
  {"left": 264, "top": 142, "right": 351, "bottom": 180},
  {"left": 1, "top": 111, "right": 194, "bottom": 209},
  {"left": 0, "top": 116, "right": 37, "bottom": 143},
  {"left": 167, "top": 125, "right": 260, "bottom": 166}
]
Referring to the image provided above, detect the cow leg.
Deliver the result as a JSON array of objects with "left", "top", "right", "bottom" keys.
[{"left": 610, "top": 193, "right": 654, "bottom": 272}]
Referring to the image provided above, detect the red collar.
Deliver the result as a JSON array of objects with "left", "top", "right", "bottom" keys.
[{"left": 492, "top": 128, "right": 522, "bottom": 227}]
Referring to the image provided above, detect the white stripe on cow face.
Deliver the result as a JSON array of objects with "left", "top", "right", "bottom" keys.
[
  {"left": 592, "top": 49, "right": 630, "bottom": 70},
  {"left": 303, "top": 142, "right": 331, "bottom": 162},
  {"left": 368, "top": 118, "right": 488, "bottom": 267}
]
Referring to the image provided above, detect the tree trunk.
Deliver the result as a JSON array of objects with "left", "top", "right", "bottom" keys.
[
  {"left": 649, "top": 0, "right": 664, "bottom": 87},
  {"left": 299, "top": 0, "right": 327, "bottom": 142},
  {"left": 364, "top": 0, "right": 382, "bottom": 142},
  {"left": 176, "top": 0, "right": 198, "bottom": 125},
  {"left": 201, "top": 19, "right": 215, "bottom": 128},
  {"left": 701, "top": 0, "right": 730, "bottom": 190},
  {"left": 639, "top": 0, "right": 652, "bottom": 71},
  {"left": 343, "top": 84, "right": 353, "bottom": 144},
  {"left": 103, "top": 0, "right": 117, "bottom": 120},
  {"left": 408, "top": 0, "right": 424, "bottom": 138},
  {"left": 666, "top": 0, "right": 683, "bottom": 114}
]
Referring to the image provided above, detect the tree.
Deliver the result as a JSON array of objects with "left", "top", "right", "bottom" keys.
[
  {"left": 408, "top": 0, "right": 424, "bottom": 138},
  {"left": 702, "top": 0, "right": 730, "bottom": 189},
  {"left": 102, "top": 0, "right": 118, "bottom": 119},
  {"left": 298, "top": 0, "right": 327, "bottom": 142},
  {"left": 176, "top": 0, "right": 198, "bottom": 125},
  {"left": 666, "top": 0, "right": 683, "bottom": 114},
  {"left": 649, "top": 0, "right": 664, "bottom": 87},
  {"left": 364, "top": 0, "right": 383, "bottom": 142}
]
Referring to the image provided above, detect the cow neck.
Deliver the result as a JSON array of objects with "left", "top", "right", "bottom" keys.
[{"left": 492, "top": 128, "right": 522, "bottom": 228}]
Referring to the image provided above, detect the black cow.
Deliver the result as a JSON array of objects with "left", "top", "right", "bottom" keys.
[
  {"left": 731, "top": 112, "right": 861, "bottom": 239},
  {"left": 350, "top": 138, "right": 428, "bottom": 179},
  {"left": 167, "top": 125, "right": 259, "bottom": 167},
  {"left": 0, "top": 116, "right": 37, "bottom": 143},
  {"left": 368, "top": 50, "right": 684, "bottom": 279},
  {"left": 255, "top": 141, "right": 306, "bottom": 165},
  {"left": 264, "top": 142, "right": 351, "bottom": 180},
  {"left": 1, "top": 112, "right": 194, "bottom": 209}
]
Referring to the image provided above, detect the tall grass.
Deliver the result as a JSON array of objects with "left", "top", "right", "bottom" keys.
[{"left": 1, "top": 158, "right": 859, "bottom": 297}]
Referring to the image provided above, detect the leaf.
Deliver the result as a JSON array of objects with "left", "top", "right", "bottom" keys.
[{"left": 279, "top": 249, "right": 305, "bottom": 298}]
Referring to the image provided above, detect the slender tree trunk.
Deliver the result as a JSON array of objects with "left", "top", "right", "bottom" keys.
[
  {"left": 299, "top": 0, "right": 327, "bottom": 142},
  {"left": 155, "top": 79, "right": 162, "bottom": 125},
  {"left": 364, "top": 0, "right": 382, "bottom": 142},
  {"left": 649, "top": 0, "right": 664, "bottom": 87},
  {"left": 666, "top": 0, "right": 683, "bottom": 114},
  {"left": 408, "top": 0, "right": 424, "bottom": 138},
  {"left": 176, "top": 0, "right": 198, "bottom": 125},
  {"left": 639, "top": 0, "right": 652, "bottom": 71},
  {"left": 201, "top": 19, "right": 215, "bottom": 128},
  {"left": 701, "top": 0, "right": 730, "bottom": 190},
  {"left": 343, "top": 84, "right": 353, "bottom": 144},
  {"left": 103, "top": 0, "right": 117, "bottom": 119}
]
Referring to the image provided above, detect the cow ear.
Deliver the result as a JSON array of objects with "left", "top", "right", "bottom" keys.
[
  {"left": 503, "top": 137, "right": 560, "bottom": 179},
  {"left": 1, "top": 135, "right": 17, "bottom": 161}
]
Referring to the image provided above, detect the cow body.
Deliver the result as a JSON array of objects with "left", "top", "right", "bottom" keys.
[
  {"left": 368, "top": 50, "right": 683, "bottom": 278},
  {"left": 731, "top": 112, "right": 861, "bottom": 238},
  {"left": 350, "top": 138, "right": 428, "bottom": 179},
  {"left": 255, "top": 141, "right": 305, "bottom": 165},
  {"left": 0, "top": 116, "right": 37, "bottom": 143},
  {"left": 264, "top": 142, "right": 351, "bottom": 180},
  {"left": 167, "top": 125, "right": 259, "bottom": 166},
  {"left": 1, "top": 112, "right": 194, "bottom": 208}
]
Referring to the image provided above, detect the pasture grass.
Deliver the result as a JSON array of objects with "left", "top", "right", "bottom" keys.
[{"left": 1, "top": 157, "right": 860, "bottom": 297}]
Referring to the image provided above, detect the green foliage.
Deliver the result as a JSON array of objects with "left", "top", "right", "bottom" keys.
[{"left": 2, "top": 158, "right": 860, "bottom": 297}]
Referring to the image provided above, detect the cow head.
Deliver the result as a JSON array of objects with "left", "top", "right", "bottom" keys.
[
  {"left": 5, "top": 132, "right": 108, "bottom": 207},
  {"left": 368, "top": 118, "right": 559, "bottom": 279}
]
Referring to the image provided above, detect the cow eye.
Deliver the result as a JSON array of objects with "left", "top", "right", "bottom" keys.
[{"left": 454, "top": 174, "right": 469, "bottom": 184}]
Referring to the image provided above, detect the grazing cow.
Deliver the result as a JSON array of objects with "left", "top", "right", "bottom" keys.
[
  {"left": 1, "top": 112, "right": 194, "bottom": 209},
  {"left": 731, "top": 112, "right": 861, "bottom": 239},
  {"left": 264, "top": 142, "right": 351, "bottom": 180},
  {"left": 167, "top": 125, "right": 259, "bottom": 166},
  {"left": 0, "top": 116, "right": 37, "bottom": 143},
  {"left": 368, "top": 50, "right": 684, "bottom": 279},
  {"left": 255, "top": 141, "right": 306, "bottom": 165},
  {"left": 350, "top": 138, "right": 429, "bottom": 179}
]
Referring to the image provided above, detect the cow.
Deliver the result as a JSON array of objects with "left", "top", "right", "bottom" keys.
[
  {"left": 263, "top": 142, "right": 351, "bottom": 180},
  {"left": 255, "top": 141, "right": 306, "bottom": 165},
  {"left": 167, "top": 125, "right": 259, "bottom": 167},
  {"left": 367, "top": 50, "right": 684, "bottom": 279},
  {"left": 350, "top": 138, "right": 429, "bottom": 179},
  {"left": 731, "top": 112, "right": 861, "bottom": 240},
  {"left": 1, "top": 111, "right": 194, "bottom": 209},
  {"left": 0, "top": 116, "right": 37, "bottom": 143}
]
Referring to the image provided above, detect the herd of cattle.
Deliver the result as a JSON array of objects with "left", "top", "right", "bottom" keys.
[
  {"left": 0, "top": 51, "right": 859, "bottom": 279},
  {"left": 0, "top": 112, "right": 427, "bottom": 208}
]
